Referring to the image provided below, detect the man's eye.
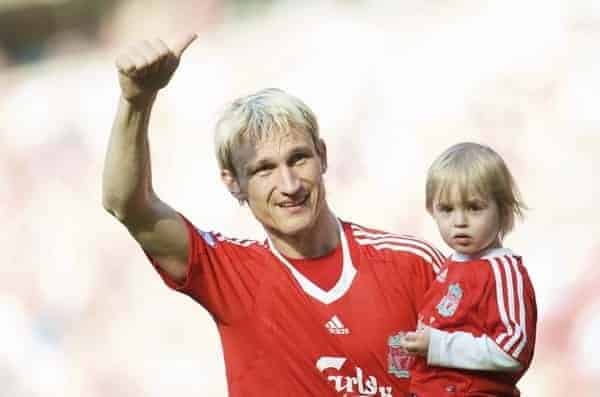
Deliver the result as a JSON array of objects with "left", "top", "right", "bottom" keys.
[
  {"left": 290, "top": 154, "right": 308, "bottom": 166},
  {"left": 250, "top": 165, "right": 274, "bottom": 177},
  {"left": 256, "top": 167, "right": 273, "bottom": 176}
]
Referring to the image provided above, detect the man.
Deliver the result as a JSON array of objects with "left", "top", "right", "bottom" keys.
[{"left": 102, "top": 33, "right": 444, "bottom": 397}]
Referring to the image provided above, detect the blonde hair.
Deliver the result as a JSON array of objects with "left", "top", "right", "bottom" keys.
[
  {"left": 426, "top": 142, "right": 526, "bottom": 239},
  {"left": 214, "top": 88, "right": 320, "bottom": 175}
]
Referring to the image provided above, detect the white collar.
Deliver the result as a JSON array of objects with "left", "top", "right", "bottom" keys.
[
  {"left": 450, "top": 247, "right": 516, "bottom": 262},
  {"left": 266, "top": 218, "right": 357, "bottom": 304}
]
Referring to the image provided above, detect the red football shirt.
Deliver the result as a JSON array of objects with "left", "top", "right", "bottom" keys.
[
  {"left": 149, "top": 216, "right": 444, "bottom": 397},
  {"left": 410, "top": 248, "right": 537, "bottom": 397}
]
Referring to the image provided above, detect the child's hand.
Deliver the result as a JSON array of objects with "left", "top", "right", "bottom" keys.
[{"left": 399, "top": 327, "right": 430, "bottom": 357}]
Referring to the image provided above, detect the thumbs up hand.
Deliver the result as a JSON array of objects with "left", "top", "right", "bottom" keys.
[{"left": 115, "top": 33, "right": 197, "bottom": 104}]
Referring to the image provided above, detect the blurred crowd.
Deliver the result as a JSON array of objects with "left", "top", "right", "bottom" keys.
[{"left": 1, "top": 0, "right": 600, "bottom": 396}]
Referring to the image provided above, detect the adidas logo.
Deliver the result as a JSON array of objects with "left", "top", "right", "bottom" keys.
[{"left": 325, "top": 315, "right": 350, "bottom": 335}]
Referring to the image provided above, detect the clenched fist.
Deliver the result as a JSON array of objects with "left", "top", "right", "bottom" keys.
[{"left": 115, "top": 33, "right": 197, "bottom": 104}]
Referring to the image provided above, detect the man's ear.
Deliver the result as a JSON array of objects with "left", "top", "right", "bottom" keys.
[
  {"left": 221, "top": 169, "right": 247, "bottom": 203},
  {"left": 317, "top": 139, "right": 328, "bottom": 174}
]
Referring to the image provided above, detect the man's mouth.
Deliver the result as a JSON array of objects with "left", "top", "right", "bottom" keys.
[{"left": 278, "top": 195, "right": 309, "bottom": 208}]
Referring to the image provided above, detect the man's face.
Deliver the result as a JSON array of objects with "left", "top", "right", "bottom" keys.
[
  {"left": 431, "top": 184, "right": 501, "bottom": 257},
  {"left": 232, "top": 130, "right": 328, "bottom": 239}
]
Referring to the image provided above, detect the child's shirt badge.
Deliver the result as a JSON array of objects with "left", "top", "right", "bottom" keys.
[{"left": 436, "top": 283, "right": 463, "bottom": 317}]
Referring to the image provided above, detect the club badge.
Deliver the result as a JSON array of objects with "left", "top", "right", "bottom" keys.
[
  {"left": 387, "top": 332, "right": 415, "bottom": 379},
  {"left": 436, "top": 283, "right": 463, "bottom": 317}
]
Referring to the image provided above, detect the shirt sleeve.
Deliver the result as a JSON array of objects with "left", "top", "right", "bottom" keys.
[
  {"left": 480, "top": 256, "right": 538, "bottom": 367},
  {"left": 427, "top": 327, "right": 522, "bottom": 371},
  {"left": 147, "top": 214, "right": 263, "bottom": 325}
]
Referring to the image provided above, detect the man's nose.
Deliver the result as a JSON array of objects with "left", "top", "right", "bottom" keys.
[{"left": 278, "top": 166, "right": 301, "bottom": 195}]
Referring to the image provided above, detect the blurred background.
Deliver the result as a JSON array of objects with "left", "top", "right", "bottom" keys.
[{"left": 1, "top": 0, "right": 599, "bottom": 395}]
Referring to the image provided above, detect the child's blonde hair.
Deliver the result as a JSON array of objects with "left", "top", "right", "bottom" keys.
[
  {"left": 214, "top": 88, "right": 320, "bottom": 176},
  {"left": 426, "top": 142, "right": 526, "bottom": 239}
]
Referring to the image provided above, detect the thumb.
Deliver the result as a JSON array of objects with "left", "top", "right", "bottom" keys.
[{"left": 170, "top": 32, "right": 198, "bottom": 58}]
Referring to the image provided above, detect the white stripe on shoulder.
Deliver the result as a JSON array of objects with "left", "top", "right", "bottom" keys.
[
  {"left": 490, "top": 257, "right": 513, "bottom": 346},
  {"left": 489, "top": 254, "right": 528, "bottom": 359},
  {"left": 498, "top": 256, "right": 522, "bottom": 354},
  {"left": 351, "top": 224, "right": 444, "bottom": 273},
  {"left": 506, "top": 255, "right": 528, "bottom": 358}
]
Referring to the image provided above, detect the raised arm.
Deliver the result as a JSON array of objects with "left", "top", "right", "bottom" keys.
[{"left": 102, "top": 33, "right": 197, "bottom": 282}]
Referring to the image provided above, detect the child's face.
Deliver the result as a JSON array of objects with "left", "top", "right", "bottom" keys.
[{"left": 431, "top": 184, "right": 501, "bottom": 257}]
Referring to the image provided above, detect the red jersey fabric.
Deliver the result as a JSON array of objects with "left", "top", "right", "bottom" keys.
[
  {"left": 410, "top": 249, "right": 537, "bottom": 397},
  {"left": 148, "top": 215, "right": 444, "bottom": 397},
  {"left": 285, "top": 243, "right": 342, "bottom": 291}
]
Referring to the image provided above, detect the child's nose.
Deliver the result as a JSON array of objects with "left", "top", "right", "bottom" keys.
[{"left": 453, "top": 210, "right": 468, "bottom": 227}]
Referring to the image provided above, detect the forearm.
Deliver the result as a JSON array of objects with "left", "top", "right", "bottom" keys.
[
  {"left": 427, "top": 328, "right": 521, "bottom": 371},
  {"left": 102, "top": 95, "right": 157, "bottom": 220}
]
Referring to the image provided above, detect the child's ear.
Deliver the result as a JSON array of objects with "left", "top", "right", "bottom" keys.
[{"left": 221, "top": 169, "right": 247, "bottom": 203}]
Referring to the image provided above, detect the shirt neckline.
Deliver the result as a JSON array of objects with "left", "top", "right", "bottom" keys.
[
  {"left": 266, "top": 218, "right": 357, "bottom": 304},
  {"left": 450, "top": 247, "right": 515, "bottom": 262}
]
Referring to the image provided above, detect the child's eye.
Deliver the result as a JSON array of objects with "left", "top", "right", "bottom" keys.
[
  {"left": 467, "top": 201, "right": 486, "bottom": 211},
  {"left": 437, "top": 204, "right": 452, "bottom": 213}
]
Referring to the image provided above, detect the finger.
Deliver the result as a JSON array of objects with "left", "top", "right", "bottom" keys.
[
  {"left": 116, "top": 43, "right": 145, "bottom": 75},
  {"left": 118, "top": 44, "right": 148, "bottom": 72},
  {"left": 129, "top": 50, "right": 149, "bottom": 73},
  {"left": 149, "top": 38, "right": 170, "bottom": 57},
  {"left": 140, "top": 40, "right": 167, "bottom": 75},
  {"left": 169, "top": 32, "right": 198, "bottom": 58},
  {"left": 115, "top": 54, "right": 136, "bottom": 74},
  {"left": 403, "top": 341, "right": 423, "bottom": 354},
  {"left": 144, "top": 39, "right": 166, "bottom": 74},
  {"left": 139, "top": 40, "right": 165, "bottom": 64}
]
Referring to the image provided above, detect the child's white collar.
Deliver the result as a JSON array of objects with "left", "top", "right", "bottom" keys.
[{"left": 450, "top": 247, "right": 516, "bottom": 262}]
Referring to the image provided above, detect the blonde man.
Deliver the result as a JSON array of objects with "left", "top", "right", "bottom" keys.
[
  {"left": 102, "top": 33, "right": 444, "bottom": 397},
  {"left": 399, "top": 143, "right": 538, "bottom": 397}
]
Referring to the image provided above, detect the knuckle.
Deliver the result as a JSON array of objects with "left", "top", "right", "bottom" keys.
[{"left": 153, "top": 38, "right": 168, "bottom": 51}]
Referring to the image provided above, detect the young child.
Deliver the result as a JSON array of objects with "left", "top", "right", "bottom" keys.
[{"left": 399, "top": 142, "right": 537, "bottom": 396}]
